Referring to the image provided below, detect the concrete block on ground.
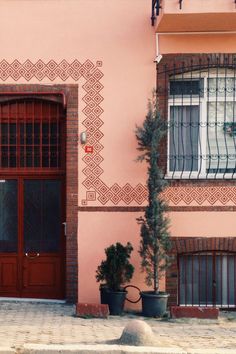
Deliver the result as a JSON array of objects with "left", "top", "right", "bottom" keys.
[
  {"left": 119, "top": 319, "right": 155, "bottom": 346},
  {"left": 170, "top": 306, "right": 219, "bottom": 319},
  {"left": 76, "top": 302, "right": 109, "bottom": 318}
]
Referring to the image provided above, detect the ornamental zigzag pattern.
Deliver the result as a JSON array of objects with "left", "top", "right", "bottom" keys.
[
  {"left": 0, "top": 59, "right": 147, "bottom": 205},
  {"left": 1, "top": 59, "right": 236, "bottom": 206}
]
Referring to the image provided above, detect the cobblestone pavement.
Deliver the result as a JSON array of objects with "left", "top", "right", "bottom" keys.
[{"left": 0, "top": 302, "right": 235, "bottom": 351}]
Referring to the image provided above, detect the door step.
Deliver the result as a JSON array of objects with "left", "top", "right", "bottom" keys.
[{"left": 0, "top": 297, "right": 66, "bottom": 303}]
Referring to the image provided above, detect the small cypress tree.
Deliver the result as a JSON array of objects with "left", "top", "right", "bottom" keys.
[
  {"left": 136, "top": 95, "right": 172, "bottom": 294},
  {"left": 96, "top": 242, "right": 134, "bottom": 292}
]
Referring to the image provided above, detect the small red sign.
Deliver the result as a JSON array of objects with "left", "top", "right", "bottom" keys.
[{"left": 85, "top": 146, "right": 93, "bottom": 153}]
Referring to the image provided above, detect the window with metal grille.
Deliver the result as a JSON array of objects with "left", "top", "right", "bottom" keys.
[
  {"left": 167, "top": 67, "right": 236, "bottom": 179},
  {"left": 179, "top": 252, "right": 236, "bottom": 308},
  {"left": 0, "top": 99, "right": 64, "bottom": 170}
]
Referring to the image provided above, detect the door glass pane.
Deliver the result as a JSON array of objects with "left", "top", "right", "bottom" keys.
[
  {"left": 24, "top": 180, "right": 61, "bottom": 253},
  {"left": 0, "top": 180, "right": 18, "bottom": 252}
]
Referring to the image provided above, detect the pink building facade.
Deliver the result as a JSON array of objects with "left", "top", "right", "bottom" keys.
[{"left": 0, "top": 0, "right": 236, "bottom": 309}]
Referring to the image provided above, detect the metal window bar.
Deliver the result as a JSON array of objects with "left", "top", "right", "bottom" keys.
[
  {"left": 157, "top": 54, "right": 236, "bottom": 179},
  {"left": 0, "top": 98, "right": 64, "bottom": 170},
  {"left": 178, "top": 252, "right": 236, "bottom": 308}
]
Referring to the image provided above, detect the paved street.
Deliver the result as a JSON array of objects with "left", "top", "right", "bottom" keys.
[{"left": 0, "top": 301, "right": 234, "bottom": 352}]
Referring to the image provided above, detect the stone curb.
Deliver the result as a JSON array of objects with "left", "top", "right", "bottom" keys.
[
  {"left": 187, "top": 350, "right": 236, "bottom": 354},
  {"left": 0, "top": 348, "right": 15, "bottom": 353},
  {"left": 21, "top": 344, "right": 187, "bottom": 354},
  {"left": 0, "top": 345, "right": 233, "bottom": 354}
]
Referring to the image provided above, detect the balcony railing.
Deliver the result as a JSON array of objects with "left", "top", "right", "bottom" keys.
[{"left": 151, "top": 0, "right": 160, "bottom": 26}]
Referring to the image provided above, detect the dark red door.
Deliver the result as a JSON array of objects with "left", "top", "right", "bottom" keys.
[
  {"left": 0, "top": 97, "right": 65, "bottom": 299},
  {"left": 0, "top": 177, "right": 65, "bottom": 299}
]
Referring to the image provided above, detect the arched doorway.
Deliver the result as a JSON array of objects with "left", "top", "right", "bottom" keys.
[{"left": 0, "top": 96, "right": 65, "bottom": 299}]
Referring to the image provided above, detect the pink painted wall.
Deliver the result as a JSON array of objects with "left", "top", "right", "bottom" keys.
[
  {"left": 78, "top": 212, "right": 165, "bottom": 310},
  {"left": 158, "top": 34, "right": 236, "bottom": 54},
  {"left": 0, "top": 0, "right": 235, "bottom": 306},
  {"left": 169, "top": 212, "right": 236, "bottom": 237}
]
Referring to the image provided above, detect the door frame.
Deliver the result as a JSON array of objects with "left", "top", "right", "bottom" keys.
[
  {"left": 0, "top": 86, "right": 79, "bottom": 302},
  {"left": 0, "top": 174, "right": 66, "bottom": 299}
]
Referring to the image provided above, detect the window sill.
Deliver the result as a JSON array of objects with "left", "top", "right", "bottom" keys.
[{"left": 165, "top": 173, "right": 236, "bottom": 180}]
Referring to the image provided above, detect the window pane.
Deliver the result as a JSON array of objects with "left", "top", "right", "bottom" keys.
[
  {"left": 179, "top": 257, "right": 186, "bottom": 305},
  {"left": 0, "top": 101, "right": 63, "bottom": 169},
  {"left": 169, "top": 106, "right": 199, "bottom": 172},
  {"left": 208, "top": 78, "right": 236, "bottom": 97},
  {"left": 0, "top": 180, "right": 18, "bottom": 252},
  {"left": 24, "top": 180, "right": 61, "bottom": 253},
  {"left": 207, "top": 102, "right": 236, "bottom": 173},
  {"left": 170, "top": 80, "right": 203, "bottom": 96}
]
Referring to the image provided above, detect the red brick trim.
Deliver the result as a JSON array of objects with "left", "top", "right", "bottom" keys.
[
  {"left": 78, "top": 205, "right": 236, "bottom": 212},
  {"left": 78, "top": 206, "right": 146, "bottom": 212},
  {"left": 0, "top": 84, "right": 79, "bottom": 303},
  {"left": 168, "top": 206, "right": 236, "bottom": 211},
  {"left": 171, "top": 237, "right": 236, "bottom": 253}
]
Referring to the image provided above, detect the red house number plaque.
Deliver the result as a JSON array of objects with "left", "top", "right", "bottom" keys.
[{"left": 85, "top": 146, "right": 93, "bottom": 153}]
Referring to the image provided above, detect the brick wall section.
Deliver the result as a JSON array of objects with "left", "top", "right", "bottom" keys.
[
  {"left": 64, "top": 85, "right": 78, "bottom": 302},
  {"left": 0, "top": 84, "right": 79, "bottom": 302},
  {"left": 166, "top": 237, "right": 236, "bottom": 306}
]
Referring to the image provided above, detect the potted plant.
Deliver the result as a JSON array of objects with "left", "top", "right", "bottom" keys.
[
  {"left": 96, "top": 242, "right": 134, "bottom": 315},
  {"left": 136, "top": 95, "right": 172, "bottom": 317}
]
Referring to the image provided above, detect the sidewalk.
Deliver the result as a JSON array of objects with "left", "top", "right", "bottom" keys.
[{"left": 0, "top": 301, "right": 234, "bottom": 353}]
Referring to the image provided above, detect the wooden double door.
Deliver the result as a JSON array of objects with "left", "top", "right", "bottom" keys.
[{"left": 0, "top": 177, "right": 65, "bottom": 299}]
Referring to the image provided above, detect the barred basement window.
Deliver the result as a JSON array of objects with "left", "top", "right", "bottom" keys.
[
  {"left": 179, "top": 252, "right": 236, "bottom": 308},
  {"left": 0, "top": 99, "right": 64, "bottom": 170},
  {"left": 167, "top": 68, "right": 236, "bottom": 178}
]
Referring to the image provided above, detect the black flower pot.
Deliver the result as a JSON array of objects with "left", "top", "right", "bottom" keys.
[
  {"left": 100, "top": 287, "right": 127, "bottom": 315},
  {"left": 100, "top": 284, "right": 110, "bottom": 304},
  {"left": 141, "top": 291, "right": 169, "bottom": 317}
]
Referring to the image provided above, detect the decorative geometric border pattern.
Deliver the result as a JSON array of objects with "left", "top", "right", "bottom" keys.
[
  {"left": 0, "top": 59, "right": 147, "bottom": 205},
  {"left": 0, "top": 59, "right": 103, "bottom": 81},
  {"left": 162, "top": 185, "right": 236, "bottom": 206},
  {"left": 2, "top": 60, "right": 236, "bottom": 207}
]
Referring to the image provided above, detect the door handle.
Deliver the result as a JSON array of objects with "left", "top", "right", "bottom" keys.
[
  {"left": 25, "top": 253, "right": 40, "bottom": 259},
  {"left": 62, "top": 222, "right": 67, "bottom": 236}
]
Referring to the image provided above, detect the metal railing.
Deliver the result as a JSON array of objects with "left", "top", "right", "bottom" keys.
[
  {"left": 157, "top": 54, "right": 236, "bottom": 179},
  {"left": 151, "top": 0, "right": 159, "bottom": 26},
  {"left": 178, "top": 252, "right": 236, "bottom": 308}
]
